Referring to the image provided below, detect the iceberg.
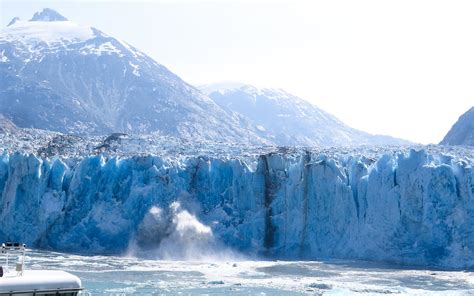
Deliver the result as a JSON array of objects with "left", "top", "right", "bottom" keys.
[{"left": 0, "top": 147, "right": 473, "bottom": 268}]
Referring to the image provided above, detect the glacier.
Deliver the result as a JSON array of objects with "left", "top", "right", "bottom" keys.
[{"left": 0, "top": 147, "right": 473, "bottom": 268}]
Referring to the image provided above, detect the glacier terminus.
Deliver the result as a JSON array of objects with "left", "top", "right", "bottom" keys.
[{"left": 0, "top": 142, "right": 473, "bottom": 269}]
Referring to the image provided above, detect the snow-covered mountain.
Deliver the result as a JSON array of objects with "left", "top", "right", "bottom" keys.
[
  {"left": 440, "top": 107, "right": 474, "bottom": 146},
  {"left": 0, "top": 9, "right": 264, "bottom": 144},
  {"left": 201, "top": 83, "right": 410, "bottom": 147},
  {"left": 0, "top": 8, "right": 411, "bottom": 147}
]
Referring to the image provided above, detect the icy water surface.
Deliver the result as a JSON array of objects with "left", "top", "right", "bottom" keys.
[{"left": 20, "top": 250, "right": 474, "bottom": 295}]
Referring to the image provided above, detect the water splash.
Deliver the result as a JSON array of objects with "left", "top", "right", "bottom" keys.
[{"left": 127, "top": 201, "right": 241, "bottom": 261}]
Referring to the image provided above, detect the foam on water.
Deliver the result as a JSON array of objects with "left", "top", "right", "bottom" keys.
[{"left": 20, "top": 250, "right": 474, "bottom": 295}]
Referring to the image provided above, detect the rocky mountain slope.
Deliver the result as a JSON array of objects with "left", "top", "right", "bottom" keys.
[
  {"left": 1, "top": 8, "right": 412, "bottom": 147},
  {"left": 441, "top": 107, "right": 474, "bottom": 146},
  {"left": 202, "top": 83, "right": 410, "bottom": 147},
  {"left": 0, "top": 114, "right": 18, "bottom": 134},
  {"left": 0, "top": 9, "right": 264, "bottom": 144}
]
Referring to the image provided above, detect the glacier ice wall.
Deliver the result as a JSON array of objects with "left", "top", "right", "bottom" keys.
[{"left": 0, "top": 149, "right": 473, "bottom": 268}]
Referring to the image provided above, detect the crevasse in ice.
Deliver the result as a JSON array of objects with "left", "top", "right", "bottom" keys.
[{"left": 0, "top": 148, "right": 473, "bottom": 268}]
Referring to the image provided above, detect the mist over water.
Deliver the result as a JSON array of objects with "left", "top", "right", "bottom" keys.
[{"left": 127, "top": 201, "right": 244, "bottom": 261}]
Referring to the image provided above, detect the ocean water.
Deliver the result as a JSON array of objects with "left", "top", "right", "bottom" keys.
[{"left": 18, "top": 250, "right": 474, "bottom": 295}]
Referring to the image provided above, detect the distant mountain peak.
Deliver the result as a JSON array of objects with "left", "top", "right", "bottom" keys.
[
  {"left": 30, "top": 8, "right": 68, "bottom": 22},
  {"left": 200, "top": 82, "right": 256, "bottom": 95},
  {"left": 7, "top": 17, "right": 20, "bottom": 27},
  {"left": 0, "top": 17, "right": 265, "bottom": 144},
  {"left": 203, "top": 82, "right": 411, "bottom": 146},
  {"left": 201, "top": 82, "right": 295, "bottom": 101},
  {"left": 440, "top": 106, "right": 474, "bottom": 146}
]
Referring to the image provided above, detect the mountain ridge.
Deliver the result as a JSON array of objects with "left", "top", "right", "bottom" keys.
[
  {"left": 1, "top": 8, "right": 410, "bottom": 147},
  {"left": 0, "top": 9, "right": 266, "bottom": 144},
  {"left": 30, "top": 8, "right": 68, "bottom": 22},
  {"left": 202, "top": 82, "right": 411, "bottom": 147},
  {"left": 440, "top": 107, "right": 474, "bottom": 146}
]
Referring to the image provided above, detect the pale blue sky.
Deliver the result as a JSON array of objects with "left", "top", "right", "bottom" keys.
[{"left": 1, "top": 0, "right": 473, "bottom": 144}]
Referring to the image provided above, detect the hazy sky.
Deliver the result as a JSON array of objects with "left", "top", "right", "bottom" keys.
[{"left": 1, "top": 0, "right": 473, "bottom": 144}]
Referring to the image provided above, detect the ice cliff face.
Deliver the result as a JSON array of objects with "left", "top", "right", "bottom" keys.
[
  {"left": 0, "top": 147, "right": 473, "bottom": 268},
  {"left": 441, "top": 107, "right": 474, "bottom": 147}
]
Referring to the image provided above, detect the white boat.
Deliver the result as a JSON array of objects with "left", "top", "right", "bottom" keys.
[{"left": 0, "top": 242, "right": 83, "bottom": 296}]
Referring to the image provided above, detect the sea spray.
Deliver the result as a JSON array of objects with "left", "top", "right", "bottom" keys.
[{"left": 127, "top": 201, "right": 244, "bottom": 261}]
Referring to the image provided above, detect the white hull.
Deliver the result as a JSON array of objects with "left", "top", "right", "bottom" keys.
[{"left": 0, "top": 270, "right": 82, "bottom": 295}]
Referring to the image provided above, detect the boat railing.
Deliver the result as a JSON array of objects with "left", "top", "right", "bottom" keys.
[
  {"left": 0, "top": 287, "right": 83, "bottom": 295},
  {"left": 1, "top": 243, "right": 26, "bottom": 276}
]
